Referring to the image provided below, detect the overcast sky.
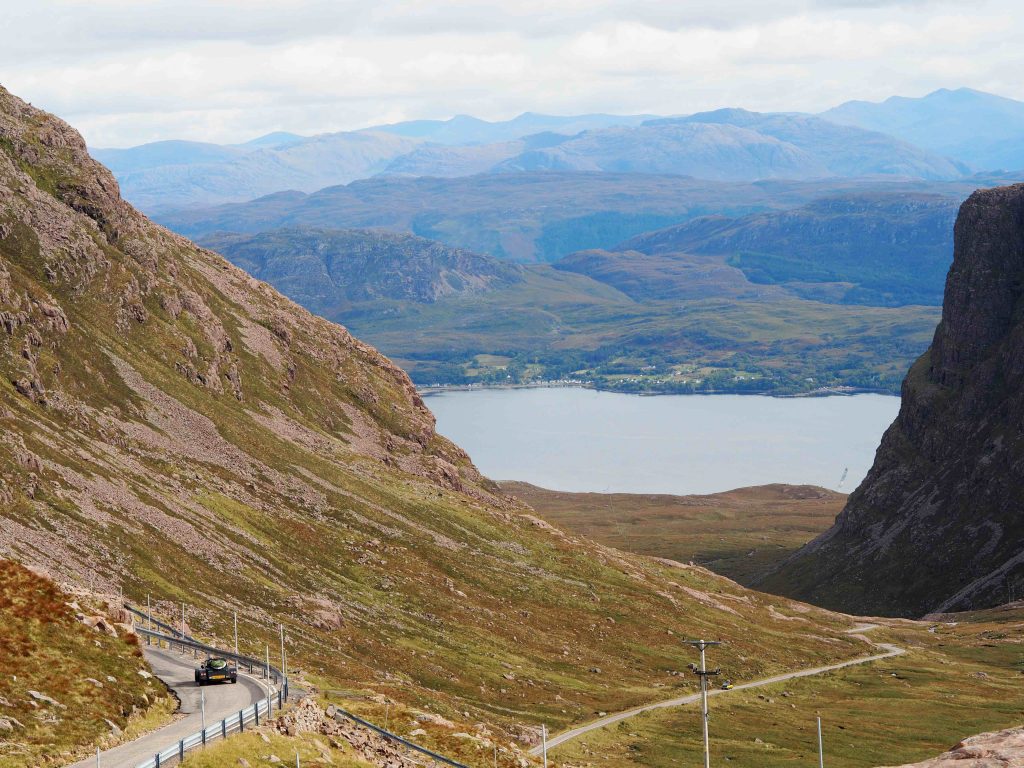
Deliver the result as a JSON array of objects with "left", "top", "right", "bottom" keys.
[{"left": 3, "top": 0, "right": 1022, "bottom": 147}]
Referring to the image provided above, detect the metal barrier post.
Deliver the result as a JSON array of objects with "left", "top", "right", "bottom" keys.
[
  {"left": 239, "top": 710, "right": 244, "bottom": 733},
  {"left": 179, "top": 740, "right": 184, "bottom": 760},
  {"left": 222, "top": 718, "right": 227, "bottom": 738}
]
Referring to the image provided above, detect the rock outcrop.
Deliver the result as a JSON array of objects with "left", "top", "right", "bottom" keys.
[
  {"left": 761, "top": 184, "right": 1024, "bottom": 616},
  {"left": 880, "top": 724, "right": 1024, "bottom": 767}
]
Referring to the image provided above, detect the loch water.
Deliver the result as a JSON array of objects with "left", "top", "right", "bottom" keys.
[{"left": 425, "top": 387, "right": 900, "bottom": 495}]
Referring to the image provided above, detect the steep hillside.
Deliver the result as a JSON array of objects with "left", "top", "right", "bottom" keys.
[
  {"left": 0, "top": 84, "right": 874, "bottom": 753},
  {"left": 201, "top": 227, "right": 524, "bottom": 314},
  {"left": 761, "top": 184, "right": 1024, "bottom": 617},
  {"left": 617, "top": 194, "right": 959, "bottom": 306},
  {"left": 0, "top": 561, "right": 173, "bottom": 767},
  {"left": 655, "top": 109, "right": 967, "bottom": 180},
  {"left": 823, "top": 88, "right": 1024, "bottom": 172}
]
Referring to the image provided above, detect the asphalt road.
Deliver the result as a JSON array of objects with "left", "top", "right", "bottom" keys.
[
  {"left": 67, "top": 643, "right": 273, "bottom": 768},
  {"left": 531, "top": 623, "right": 905, "bottom": 755}
]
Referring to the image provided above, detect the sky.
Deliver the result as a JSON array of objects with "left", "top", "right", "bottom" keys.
[{"left": 3, "top": 0, "right": 1023, "bottom": 148}]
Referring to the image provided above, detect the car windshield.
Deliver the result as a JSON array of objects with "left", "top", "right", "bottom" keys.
[{"left": 207, "top": 658, "right": 228, "bottom": 670}]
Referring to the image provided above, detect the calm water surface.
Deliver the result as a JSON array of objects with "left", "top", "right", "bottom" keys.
[{"left": 425, "top": 388, "right": 900, "bottom": 495}]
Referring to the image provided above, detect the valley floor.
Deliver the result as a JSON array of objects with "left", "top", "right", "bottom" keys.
[
  {"left": 502, "top": 482, "right": 843, "bottom": 585},
  {"left": 549, "top": 609, "right": 1024, "bottom": 768}
]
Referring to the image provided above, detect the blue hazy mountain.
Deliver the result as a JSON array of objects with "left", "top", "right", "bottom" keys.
[
  {"left": 822, "top": 88, "right": 1024, "bottom": 171},
  {"left": 366, "top": 111, "right": 655, "bottom": 145}
]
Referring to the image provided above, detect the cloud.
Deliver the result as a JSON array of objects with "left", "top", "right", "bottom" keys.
[{"left": 1, "top": 0, "right": 1019, "bottom": 146}]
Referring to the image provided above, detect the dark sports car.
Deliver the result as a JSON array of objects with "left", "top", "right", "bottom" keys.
[{"left": 195, "top": 657, "right": 237, "bottom": 686}]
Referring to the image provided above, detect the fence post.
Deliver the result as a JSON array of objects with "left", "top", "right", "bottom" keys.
[
  {"left": 179, "top": 739, "right": 184, "bottom": 760},
  {"left": 222, "top": 718, "right": 227, "bottom": 738},
  {"left": 155, "top": 754, "right": 160, "bottom": 768},
  {"left": 239, "top": 710, "right": 244, "bottom": 733},
  {"left": 255, "top": 703, "right": 260, "bottom": 726}
]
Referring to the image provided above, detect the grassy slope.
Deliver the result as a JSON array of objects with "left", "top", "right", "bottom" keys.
[
  {"left": 0, "top": 561, "right": 173, "bottom": 767},
  {"left": 551, "top": 616, "right": 1024, "bottom": 768},
  {"left": 0, "top": 85, "right": 878, "bottom": 757},
  {"left": 502, "top": 483, "right": 844, "bottom": 585}
]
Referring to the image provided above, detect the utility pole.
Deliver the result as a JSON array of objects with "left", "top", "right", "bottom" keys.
[
  {"left": 233, "top": 611, "right": 238, "bottom": 657},
  {"left": 280, "top": 624, "right": 286, "bottom": 678},
  {"left": 685, "top": 639, "right": 722, "bottom": 768},
  {"left": 96, "top": 746, "right": 100, "bottom": 767},
  {"left": 201, "top": 688, "right": 206, "bottom": 740},
  {"left": 541, "top": 723, "right": 548, "bottom": 768},
  {"left": 181, "top": 602, "right": 186, "bottom": 638},
  {"left": 147, "top": 594, "right": 151, "bottom": 630},
  {"left": 266, "top": 644, "right": 271, "bottom": 680},
  {"left": 817, "top": 717, "right": 824, "bottom": 768}
]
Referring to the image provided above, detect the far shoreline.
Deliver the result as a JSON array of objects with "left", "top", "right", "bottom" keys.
[{"left": 417, "top": 380, "right": 900, "bottom": 399}]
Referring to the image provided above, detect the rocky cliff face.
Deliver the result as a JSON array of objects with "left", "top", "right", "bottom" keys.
[{"left": 761, "top": 184, "right": 1024, "bottom": 617}]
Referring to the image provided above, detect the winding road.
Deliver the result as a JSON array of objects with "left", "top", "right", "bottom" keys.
[
  {"left": 531, "top": 623, "right": 905, "bottom": 755},
  {"left": 67, "top": 643, "right": 274, "bottom": 768}
]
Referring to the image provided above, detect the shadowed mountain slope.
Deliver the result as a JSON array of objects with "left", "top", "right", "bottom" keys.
[{"left": 761, "top": 184, "right": 1024, "bottom": 617}]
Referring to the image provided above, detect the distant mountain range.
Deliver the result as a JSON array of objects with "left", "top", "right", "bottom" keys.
[
  {"left": 96, "top": 89, "right": 1024, "bottom": 212},
  {"left": 161, "top": 171, "right": 1004, "bottom": 264},
  {"left": 823, "top": 88, "right": 1024, "bottom": 172},
  {"left": 366, "top": 111, "right": 655, "bottom": 144},
  {"left": 92, "top": 130, "right": 423, "bottom": 211},
  {"left": 610, "top": 193, "right": 959, "bottom": 306},
  {"left": 196, "top": 211, "right": 945, "bottom": 394}
]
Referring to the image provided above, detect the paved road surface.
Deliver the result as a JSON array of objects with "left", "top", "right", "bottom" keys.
[
  {"left": 68, "top": 644, "right": 273, "bottom": 768},
  {"left": 531, "top": 624, "right": 904, "bottom": 755}
]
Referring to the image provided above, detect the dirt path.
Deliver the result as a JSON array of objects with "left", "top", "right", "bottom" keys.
[{"left": 531, "top": 623, "right": 903, "bottom": 755}]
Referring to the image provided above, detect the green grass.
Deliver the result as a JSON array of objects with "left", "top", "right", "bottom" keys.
[
  {"left": 550, "top": 619, "right": 1024, "bottom": 768},
  {"left": 503, "top": 483, "right": 844, "bottom": 585}
]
